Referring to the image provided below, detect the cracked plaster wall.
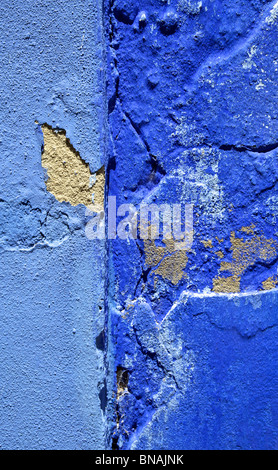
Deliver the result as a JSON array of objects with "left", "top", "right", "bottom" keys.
[
  {"left": 1, "top": 0, "right": 278, "bottom": 451},
  {"left": 0, "top": 0, "right": 106, "bottom": 450},
  {"left": 106, "top": 0, "right": 278, "bottom": 450}
]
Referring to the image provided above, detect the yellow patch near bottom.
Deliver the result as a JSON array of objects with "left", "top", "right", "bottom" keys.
[
  {"left": 262, "top": 276, "right": 278, "bottom": 291},
  {"left": 213, "top": 275, "right": 240, "bottom": 294}
]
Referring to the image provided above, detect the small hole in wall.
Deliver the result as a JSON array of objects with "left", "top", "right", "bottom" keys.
[
  {"left": 112, "top": 436, "right": 119, "bottom": 450},
  {"left": 96, "top": 330, "right": 106, "bottom": 351}
]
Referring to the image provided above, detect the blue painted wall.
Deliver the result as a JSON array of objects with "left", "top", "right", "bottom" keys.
[
  {"left": 106, "top": 0, "right": 278, "bottom": 450},
  {"left": 0, "top": 0, "right": 106, "bottom": 450},
  {"left": 1, "top": 0, "right": 278, "bottom": 451}
]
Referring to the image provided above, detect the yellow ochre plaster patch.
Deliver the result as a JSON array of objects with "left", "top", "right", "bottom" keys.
[
  {"left": 240, "top": 224, "right": 256, "bottom": 235},
  {"left": 213, "top": 230, "right": 278, "bottom": 293},
  {"left": 262, "top": 275, "right": 278, "bottom": 291},
  {"left": 201, "top": 239, "right": 213, "bottom": 249},
  {"left": 213, "top": 275, "right": 241, "bottom": 294},
  {"left": 144, "top": 238, "right": 188, "bottom": 285},
  {"left": 41, "top": 124, "right": 105, "bottom": 210}
]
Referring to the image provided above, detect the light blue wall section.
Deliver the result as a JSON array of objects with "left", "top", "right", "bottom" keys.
[{"left": 0, "top": 0, "right": 106, "bottom": 449}]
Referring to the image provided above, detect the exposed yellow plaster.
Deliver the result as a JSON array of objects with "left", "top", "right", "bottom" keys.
[
  {"left": 41, "top": 124, "right": 105, "bottom": 209},
  {"left": 201, "top": 239, "right": 213, "bottom": 249},
  {"left": 262, "top": 275, "right": 278, "bottom": 291},
  {"left": 215, "top": 250, "right": 224, "bottom": 259},
  {"left": 213, "top": 275, "right": 241, "bottom": 293},
  {"left": 144, "top": 238, "right": 188, "bottom": 285},
  {"left": 241, "top": 224, "right": 255, "bottom": 235},
  {"left": 213, "top": 230, "right": 277, "bottom": 293},
  {"left": 153, "top": 250, "right": 188, "bottom": 285}
]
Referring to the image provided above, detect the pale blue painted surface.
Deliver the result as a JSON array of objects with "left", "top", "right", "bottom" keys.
[{"left": 0, "top": 0, "right": 106, "bottom": 450}]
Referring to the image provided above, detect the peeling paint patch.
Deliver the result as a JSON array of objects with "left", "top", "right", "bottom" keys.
[
  {"left": 262, "top": 275, "right": 278, "bottom": 291},
  {"left": 241, "top": 224, "right": 256, "bottom": 235},
  {"left": 144, "top": 239, "right": 188, "bottom": 285},
  {"left": 41, "top": 124, "right": 105, "bottom": 209},
  {"left": 201, "top": 239, "right": 213, "bottom": 249},
  {"left": 213, "top": 230, "right": 278, "bottom": 293},
  {"left": 213, "top": 274, "right": 241, "bottom": 294}
]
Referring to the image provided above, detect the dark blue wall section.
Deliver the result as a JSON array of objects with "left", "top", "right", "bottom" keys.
[{"left": 106, "top": 0, "right": 278, "bottom": 450}]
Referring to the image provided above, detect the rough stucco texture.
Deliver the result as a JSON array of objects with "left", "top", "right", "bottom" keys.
[
  {"left": 106, "top": 0, "right": 278, "bottom": 450},
  {"left": 0, "top": 0, "right": 106, "bottom": 450},
  {"left": 1, "top": 0, "right": 278, "bottom": 451}
]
